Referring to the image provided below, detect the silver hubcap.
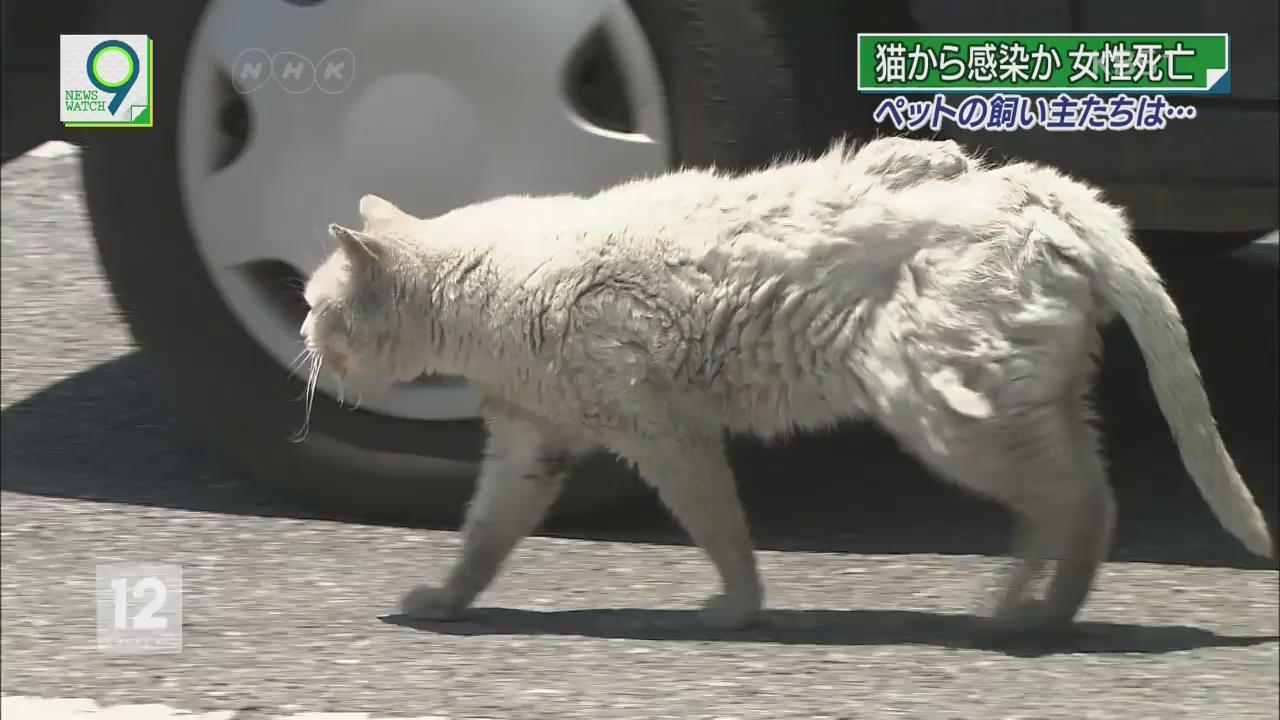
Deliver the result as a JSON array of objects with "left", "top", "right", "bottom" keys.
[{"left": 178, "top": 0, "right": 669, "bottom": 420}]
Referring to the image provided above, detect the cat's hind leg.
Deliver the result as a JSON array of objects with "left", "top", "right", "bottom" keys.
[
  {"left": 939, "top": 404, "right": 1116, "bottom": 640},
  {"left": 871, "top": 363, "right": 1113, "bottom": 638},
  {"left": 1034, "top": 402, "right": 1115, "bottom": 630},
  {"left": 400, "top": 414, "right": 571, "bottom": 620}
]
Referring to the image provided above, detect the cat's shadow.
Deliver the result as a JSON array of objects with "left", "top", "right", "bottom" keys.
[{"left": 379, "top": 607, "right": 1277, "bottom": 658}]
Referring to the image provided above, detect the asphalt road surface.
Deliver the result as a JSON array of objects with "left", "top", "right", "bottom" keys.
[{"left": 2, "top": 145, "right": 1277, "bottom": 719}]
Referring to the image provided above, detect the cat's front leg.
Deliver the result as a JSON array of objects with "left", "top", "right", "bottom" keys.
[
  {"left": 612, "top": 425, "right": 762, "bottom": 630},
  {"left": 400, "top": 415, "right": 570, "bottom": 621}
]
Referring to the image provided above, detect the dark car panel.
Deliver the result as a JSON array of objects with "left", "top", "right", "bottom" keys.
[
  {"left": 910, "top": 0, "right": 1279, "bottom": 232},
  {"left": 3, "top": 0, "right": 1277, "bottom": 232}
]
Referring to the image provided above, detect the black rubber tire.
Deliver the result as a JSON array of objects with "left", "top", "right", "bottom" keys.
[
  {"left": 626, "top": 0, "right": 805, "bottom": 171},
  {"left": 80, "top": 0, "right": 639, "bottom": 528},
  {"left": 626, "top": 0, "right": 912, "bottom": 170}
]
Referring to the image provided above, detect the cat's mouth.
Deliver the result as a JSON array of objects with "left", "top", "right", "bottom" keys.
[{"left": 301, "top": 338, "right": 351, "bottom": 379}]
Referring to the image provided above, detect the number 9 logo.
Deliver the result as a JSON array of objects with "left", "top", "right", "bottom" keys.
[{"left": 86, "top": 39, "right": 140, "bottom": 116}]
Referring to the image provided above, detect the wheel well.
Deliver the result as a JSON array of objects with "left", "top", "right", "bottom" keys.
[{"left": 753, "top": 0, "right": 919, "bottom": 153}]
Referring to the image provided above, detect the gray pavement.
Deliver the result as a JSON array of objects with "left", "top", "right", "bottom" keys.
[{"left": 2, "top": 146, "right": 1277, "bottom": 719}]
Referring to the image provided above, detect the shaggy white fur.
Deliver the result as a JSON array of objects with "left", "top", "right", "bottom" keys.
[{"left": 301, "top": 136, "right": 1271, "bottom": 637}]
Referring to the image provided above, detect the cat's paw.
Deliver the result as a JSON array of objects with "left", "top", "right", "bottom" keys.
[
  {"left": 399, "top": 585, "right": 466, "bottom": 621},
  {"left": 977, "top": 599, "right": 1075, "bottom": 647},
  {"left": 990, "top": 597, "right": 1050, "bottom": 629},
  {"left": 698, "top": 592, "right": 761, "bottom": 630}
]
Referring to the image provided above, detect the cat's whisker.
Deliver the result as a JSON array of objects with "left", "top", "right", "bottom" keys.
[
  {"left": 291, "top": 354, "right": 322, "bottom": 443},
  {"left": 290, "top": 347, "right": 319, "bottom": 401},
  {"left": 289, "top": 346, "right": 313, "bottom": 373},
  {"left": 308, "top": 357, "right": 321, "bottom": 416}
]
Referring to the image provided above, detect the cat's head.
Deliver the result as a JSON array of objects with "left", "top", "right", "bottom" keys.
[{"left": 300, "top": 194, "right": 429, "bottom": 390}]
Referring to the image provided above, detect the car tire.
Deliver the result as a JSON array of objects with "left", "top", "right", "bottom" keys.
[
  {"left": 627, "top": 0, "right": 908, "bottom": 170},
  {"left": 82, "top": 0, "right": 818, "bottom": 528},
  {"left": 83, "top": 0, "right": 652, "bottom": 528},
  {"left": 626, "top": 0, "right": 805, "bottom": 171}
]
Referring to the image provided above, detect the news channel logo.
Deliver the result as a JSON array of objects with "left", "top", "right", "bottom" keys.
[{"left": 60, "top": 35, "right": 153, "bottom": 128}]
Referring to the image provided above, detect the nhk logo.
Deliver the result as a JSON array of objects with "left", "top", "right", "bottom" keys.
[{"left": 60, "top": 35, "right": 153, "bottom": 127}]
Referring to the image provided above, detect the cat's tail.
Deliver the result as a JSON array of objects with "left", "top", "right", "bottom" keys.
[{"left": 1044, "top": 174, "right": 1273, "bottom": 558}]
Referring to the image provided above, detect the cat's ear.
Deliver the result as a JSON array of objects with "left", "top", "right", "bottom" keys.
[
  {"left": 358, "top": 194, "right": 411, "bottom": 226},
  {"left": 329, "top": 223, "right": 385, "bottom": 268}
]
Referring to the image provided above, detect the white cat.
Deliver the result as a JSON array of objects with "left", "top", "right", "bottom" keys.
[{"left": 300, "top": 137, "right": 1272, "bottom": 638}]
